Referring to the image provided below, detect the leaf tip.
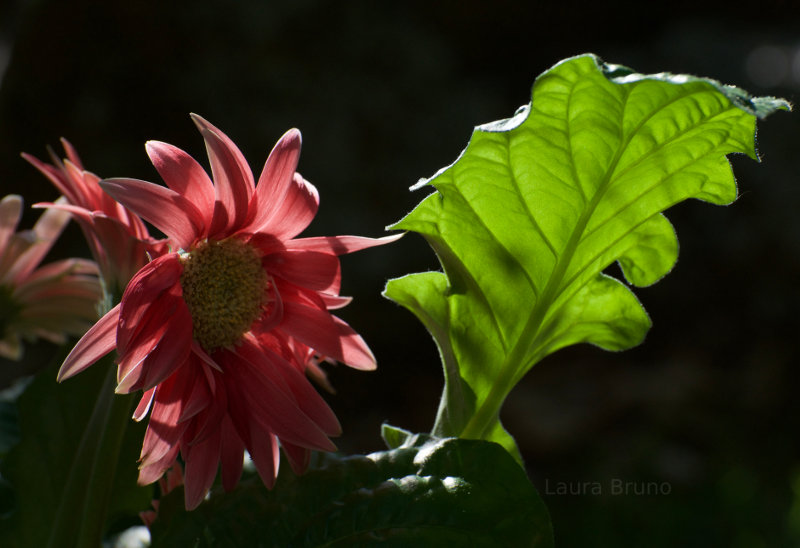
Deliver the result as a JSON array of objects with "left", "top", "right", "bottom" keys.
[
  {"left": 381, "top": 423, "right": 414, "bottom": 449},
  {"left": 477, "top": 104, "right": 530, "bottom": 133},
  {"left": 720, "top": 85, "right": 792, "bottom": 119}
]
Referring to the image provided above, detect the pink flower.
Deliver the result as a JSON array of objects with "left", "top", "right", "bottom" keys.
[
  {"left": 0, "top": 194, "right": 102, "bottom": 359},
  {"left": 58, "top": 115, "right": 399, "bottom": 509},
  {"left": 23, "top": 141, "right": 166, "bottom": 299}
]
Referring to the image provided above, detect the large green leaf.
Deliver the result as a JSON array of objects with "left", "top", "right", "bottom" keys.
[
  {"left": 150, "top": 435, "right": 553, "bottom": 547},
  {"left": 384, "top": 54, "right": 789, "bottom": 453}
]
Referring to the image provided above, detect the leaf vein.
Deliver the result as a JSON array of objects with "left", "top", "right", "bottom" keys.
[{"left": 505, "top": 133, "right": 558, "bottom": 261}]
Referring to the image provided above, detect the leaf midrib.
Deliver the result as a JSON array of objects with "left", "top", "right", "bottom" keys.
[
  {"left": 510, "top": 76, "right": 632, "bottom": 369},
  {"left": 460, "top": 77, "right": 730, "bottom": 439},
  {"left": 545, "top": 92, "right": 740, "bottom": 320},
  {"left": 520, "top": 81, "right": 736, "bottom": 361}
]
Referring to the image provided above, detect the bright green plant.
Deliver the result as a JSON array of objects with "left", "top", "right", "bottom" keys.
[{"left": 385, "top": 54, "right": 789, "bottom": 461}]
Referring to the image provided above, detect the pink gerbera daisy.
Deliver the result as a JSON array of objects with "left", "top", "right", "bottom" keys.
[
  {"left": 0, "top": 194, "right": 102, "bottom": 359},
  {"left": 23, "top": 141, "right": 166, "bottom": 298},
  {"left": 57, "top": 114, "right": 398, "bottom": 509}
]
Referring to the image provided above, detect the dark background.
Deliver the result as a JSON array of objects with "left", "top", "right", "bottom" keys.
[{"left": 0, "top": 1, "right": 798, "bottom": 546}]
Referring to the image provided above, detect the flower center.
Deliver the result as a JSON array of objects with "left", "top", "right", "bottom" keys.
[{"left": 179, "top": 238, "right": 268, "bottom": 352}]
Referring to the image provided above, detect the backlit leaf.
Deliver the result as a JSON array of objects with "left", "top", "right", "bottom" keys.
[{"left": 384, "top": 54, "right": 789, "bottom": 453}]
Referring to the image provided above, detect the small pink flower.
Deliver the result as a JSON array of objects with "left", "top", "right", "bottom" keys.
[
  {"left": 58, "top": 115, "right": 399, "bottom": 509},
  {"left": 0, "top": 194, "right": 102, "bottom": 359},
  {"left": 23, "top": 141, "right": 166, "bottom": 298}
]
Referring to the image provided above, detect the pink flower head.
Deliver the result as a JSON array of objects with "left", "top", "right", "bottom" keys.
[
  {"left": 23, "top": 141, "right": 166, "bottom": 299},
  {"left": 0, "top": 194, "right": 102, "bottom": 359},
  {"left": 58, "top": 115, "right": 399, "bottom": 509}
]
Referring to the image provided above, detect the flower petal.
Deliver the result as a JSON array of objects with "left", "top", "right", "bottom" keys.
[
  {"left": 146, "top": 140, "right": 215, "bottom": 232},
  {"left": 178, "top": 358, "right": 213, "bottom": 423},
  {"left": 32, "top": 202, "right": 154, "bottom": 287},
  {"left": 190, "top": 115, "right": 253, "bottom": 236},
  {"left": 220, "top": 416, "right": 245, "bottom": 492},
  {"left": 22, "top": 153, "right": 86, "bottom": 206},
  {"left": 183, "top": 426, "right": 221, "bottom": 510},
  {"left": 7, "top": 200, "right": 71, "bottom": 284},
  {"left": 329, "top": 314, "right": 377, "bottom": 370},
  {"left": 26, "top": 144, "right": 153, "bottom": 243},
  {"left": 117, "top": 254, "right": 182, "bottom": 356},
  {"left": 181, "top": 372, "right": 227, "bottom": 447},
  {"left": 280, "top": 301, "right": 376, "bottom": 370},
  {"left": 57, "top": 304, "right": 119, "bottom": 382},
  {"left": 90, "top": 214, "right": 153, "bottom": 286},
  {"left": 64, "top": 160, "right": 117, "bottom": 215},
  {"left": 32, "top": 201, "right": 92, "bottom": 223},
  {"left": 116, "top": 298, "right": 193, "bottom": 394},
  {"left": 133, "top": 388, "right": 156, "bottom": 421},
  {"left": 141, "top": 303, "right": 193, "bottom": 390},
  {"left": 244, "top": 128, "right": 302, "bottom": 233},
  {"left": 138, "top": 444, "right": 181, "bottom": 486},
  {"left": 59, "top": 138, "right": 84, "bottom": 169},
  {"left": 140, "top": 373, "right": 189, "bottom": 465},
  {"left": 247, "top": 430, "right": 279, "bottom": 489},
  {"left": 280, "top": 441, "right": 311, "bottom": 475},
  {"left": 100, "top": 178, "right": 202, "bottom": 249},
  {"left": 0, "top": 195, "right": 22, "bottom": 256},
  {"left": 284, "top": 233, "right": 403, "bottom": 255},
  {"left": 241, "top": 336, "right": 340, "bottom": 436},
  {"left": 226, "top": 345, "right": 336, "bottom": 452},
  {"left": 116, "top": 308, "right": 172, "bottom": 389},
  {"left": 257, "top": 173, "right": 319, "bottom": 239},
  {"left": 319, "top": 294, "right": 352, "bottom": 310},
  {"left": 191, "top": 341, "right": 224, "bottom": 373},
  {"left": 264, "top": 250, "right": 340, "bottom": 293}
]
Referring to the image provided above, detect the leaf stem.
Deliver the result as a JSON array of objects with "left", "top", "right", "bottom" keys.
[
  {"left": 458, "top": 216, "right": 582, "bottom": 440},
  {"left": 459, "top": 342, "right": 528, "bottom": 440},
  {"left": 77, "top": 384, "right": 134, "bottom": 546}
]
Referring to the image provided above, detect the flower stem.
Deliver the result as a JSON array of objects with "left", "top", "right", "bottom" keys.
[{"left": 46, "top": 360, "right": 134, "bottom": 548}]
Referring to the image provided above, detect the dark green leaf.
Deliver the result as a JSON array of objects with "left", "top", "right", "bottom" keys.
[
  {"left": 0, "top": 399, "right": 20, "bottom": 456},
  {"left": 150, "top": 437, "right": 553, "bottom": 547},
  {"left": 0, "top": 355, "right": 153, "bottom": 547}
]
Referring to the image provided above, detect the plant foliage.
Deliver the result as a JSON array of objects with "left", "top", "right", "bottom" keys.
[
  {"left": 150, "top": 435, "right": 553, "bottom": 547},
  {"left": 384, "top": 54, "right": 790, "bottom": 456}
]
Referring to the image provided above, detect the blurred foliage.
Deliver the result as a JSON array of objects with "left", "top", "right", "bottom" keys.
[
  {"left": 0, "top": 354, "right": 152, "bottom": 548},
  {"left": 0, "top": 1, "right": 798, "bottom": 546}
]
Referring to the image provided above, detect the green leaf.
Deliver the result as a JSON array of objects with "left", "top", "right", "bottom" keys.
[
  {"left": 150, "top": 436, "right": 553, "bottom": 547},
  {"left": 384, "top": 54, "right": 789, "bottom": 453},
  {"left": 0, "top": 355, "right": 153, "bottom": 548},
  {"left": 380, "top": 422, "right": 414, "bottom": 449}
]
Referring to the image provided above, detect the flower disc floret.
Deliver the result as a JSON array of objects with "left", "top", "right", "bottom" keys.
[{"left": 180, "top": 238, "right": 267, "bottom": 351}]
